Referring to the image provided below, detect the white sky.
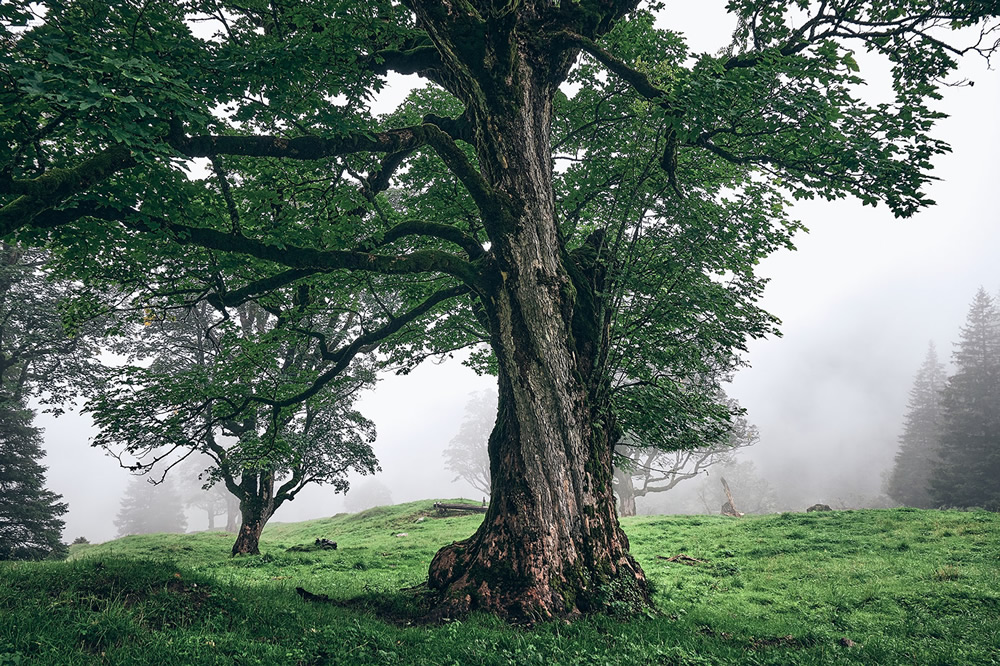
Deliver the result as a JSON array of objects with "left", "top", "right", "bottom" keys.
[{"left": 36, "top": 3, "right": 999, "bottom": 541}]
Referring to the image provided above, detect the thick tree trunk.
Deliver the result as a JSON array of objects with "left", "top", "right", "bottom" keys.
[
  {"left": 230, "top": 472, "right": 276, "bottom": 556},
  {"left": 614, "top": 468, "right": 638, "bottom": 517},
  {"left": 426, "top": 54, "right": 649, "bottom": 620}
]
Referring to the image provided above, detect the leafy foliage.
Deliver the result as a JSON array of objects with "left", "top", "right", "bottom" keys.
[
  {"left": 2, "top": 0, "right": 998, "bottom": 617},
  {"left": 0, "top": 243, "right": 102, "bottom": 409},
  {"left": 88, "top": 299, "right": 379, "bottom": 551}
]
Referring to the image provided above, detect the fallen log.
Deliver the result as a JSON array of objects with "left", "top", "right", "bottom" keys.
[{"left": 432, "top": 502, "right": 488, "bottom": 514}]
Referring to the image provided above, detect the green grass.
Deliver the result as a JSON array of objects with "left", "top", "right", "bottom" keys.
[{"left": 2, "top": 502, "right": 998, "bottom": 665}]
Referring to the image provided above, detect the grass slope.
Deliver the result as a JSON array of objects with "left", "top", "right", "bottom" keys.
[{"left": 2, "top": 502, "right": 998, "bottom": 665}]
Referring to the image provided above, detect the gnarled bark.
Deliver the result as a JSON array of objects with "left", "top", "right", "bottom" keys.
[
  {"left": 425, "top": 41, "right": 649, "bottom": 620},
  {"left": 230, "top": 472, "right": 276, "bottom": 556}
]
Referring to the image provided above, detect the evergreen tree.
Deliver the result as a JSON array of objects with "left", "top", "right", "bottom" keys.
[
  {"left": 114, "top": 477, "right": 187, "bottom": 537},
  {"left": 931, "top": 289, "right": 1000, "bottom": 510},
  {"left": 886, "top": 342, "right": 947, "bottom": 508},
  {"left": 0, "top": 399, "right": 67, "bottom": 560}
]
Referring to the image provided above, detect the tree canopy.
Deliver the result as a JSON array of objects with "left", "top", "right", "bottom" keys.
[{"left": 2, "top": 0, "right": 997, "bottom": 619}]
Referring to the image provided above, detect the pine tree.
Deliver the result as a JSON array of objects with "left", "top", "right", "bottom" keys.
[
  {"left": 0, "top": 399, "right": 68, "bottom": 560},
  {"left": 114, "top": 477, "right": 188, "bottom": 537},
  {"left": 886, "top": 342, "right": 947, "bottom": 508},
  {"left": 931, "top": 289, "right": 1000, "bottom": 510}
]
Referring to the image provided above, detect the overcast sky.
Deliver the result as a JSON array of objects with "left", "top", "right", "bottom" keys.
[{"left": 36, "top": 3, "right": 999, "bottom": 541}]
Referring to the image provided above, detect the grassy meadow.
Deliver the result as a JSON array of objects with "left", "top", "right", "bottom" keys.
[{"left": 2, "top": 501, "right": 998, "bottom": 665}]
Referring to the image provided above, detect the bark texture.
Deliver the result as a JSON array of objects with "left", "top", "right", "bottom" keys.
[
  {"left": 423, "top": 20, "right": 649, "bottom": 619},
  {"left": 230, "top": 472, "right": 276, "bottom": 556}
]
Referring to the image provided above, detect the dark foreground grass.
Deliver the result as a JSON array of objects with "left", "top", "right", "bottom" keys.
[{"left": 2, "top": 502, "right": 998, "bottom": 665}]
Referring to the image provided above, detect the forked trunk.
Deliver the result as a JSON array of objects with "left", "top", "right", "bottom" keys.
[
  {"left": 426, "top": 56, "right": 649, "bottom": 620},
  {"left": 231, "top": 500, "right": 273, "bottom": 555},
  {"left": 230, "top": 472, "right": 276, "bottom": 556}
]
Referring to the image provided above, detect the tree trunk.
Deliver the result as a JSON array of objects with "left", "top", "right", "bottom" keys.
[
  {"left": 225, "top": 494, "right": 240, "bottom": 533},
  {"left": 230, "top": 472, "right": 276, "bottom": 556},
  {"left": 425, "top": 52, "right": 649, "bottom": 620},
  {"left": 614, "top": 468, "right": 638, "bottom": 517}
]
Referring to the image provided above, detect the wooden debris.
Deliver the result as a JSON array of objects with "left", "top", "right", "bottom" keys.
[
  {"left": 720, "top": 477, "right": 744, "bottom": 517},
  {"left": 287, "top": 537, "right": 337, "bottom": 552},
  {"left": 433, "top": 502, "right": 488, "bottom": 514}
]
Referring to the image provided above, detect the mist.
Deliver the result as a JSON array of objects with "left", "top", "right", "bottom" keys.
[{"left": 29, "top": 1, "right": 999, "bottom": 544}]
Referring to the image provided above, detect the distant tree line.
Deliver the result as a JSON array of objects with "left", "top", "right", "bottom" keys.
[{"left": 887, "top": 288, "right": 1000, "bottom": 511}]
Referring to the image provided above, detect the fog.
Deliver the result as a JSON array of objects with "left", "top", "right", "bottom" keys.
[{"left": 34, "top": 3, "right": 1000, "bottom": 542}]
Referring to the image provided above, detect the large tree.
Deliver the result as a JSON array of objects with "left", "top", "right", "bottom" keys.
[
  {"left": 886, "top": 342, "right": 947, "bottom": 508},
  {"left": 930, "top": 289, "right": 1000, "bottom": 510},
  {"left": 0, "top": 242, "right": 101, "bottom": 561},
  {"left": 2, "top": 1, "right": 997, "bottom": 619}
]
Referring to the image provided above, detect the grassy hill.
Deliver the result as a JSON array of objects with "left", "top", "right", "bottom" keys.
[{"left": 2, "top": 502, "right": 998, "bottom": 665}]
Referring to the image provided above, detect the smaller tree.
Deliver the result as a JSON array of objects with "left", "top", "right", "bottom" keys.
[
  {"left": 614, "top": 397, "right": 759, "bottom": 516},
  {"left": 114, "top": 476, "right": 187, "bottom": 537},
  {"left": 90, "top": 300, "right": 381, "bottom": 555},
  {"left": 886, "top": 342, "right": 947, "bottom": 508},
  {"left": 442, "top": 389, "right": 497, "bottom": 497},
  {"left": 177, "top": 453, "right": 236, "bottom": 531},
  {"left": 0, "top": 399, "right": 67, "bottom": 560}
]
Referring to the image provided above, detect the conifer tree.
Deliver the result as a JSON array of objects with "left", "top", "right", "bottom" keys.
[
  {"left": 0, "top": 399, "right": 67, "bottom": 560},
  {"left": 886, "top": 342, "right": 947, "bottom": 508},
  {"left": 931, "top": 289, "right": 1000, "bottom": 510},
  {"left": 114, "top": 477, "right": 187, "bottom": 537}
]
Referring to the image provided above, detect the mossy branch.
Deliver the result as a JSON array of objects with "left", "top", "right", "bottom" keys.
[
  {"left": 30, "top": 203, "right": 482, "bottom": 287},
  {"left": 0, "top": 145, "right": 136, "bottom": 237},
  {"left": 173, "top": 125, "right": 436, "bottom": 160}
]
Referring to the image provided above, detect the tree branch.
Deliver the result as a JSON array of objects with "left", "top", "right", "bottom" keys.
[
  {"left": 0, "top": 145, "right": 136, "bottom": 236},
  {"left": 172, "top": 124, "right": 438, "bottom": 160},
  {"left": 252, "top": 283, "right": 469, "bottom": 410}
]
